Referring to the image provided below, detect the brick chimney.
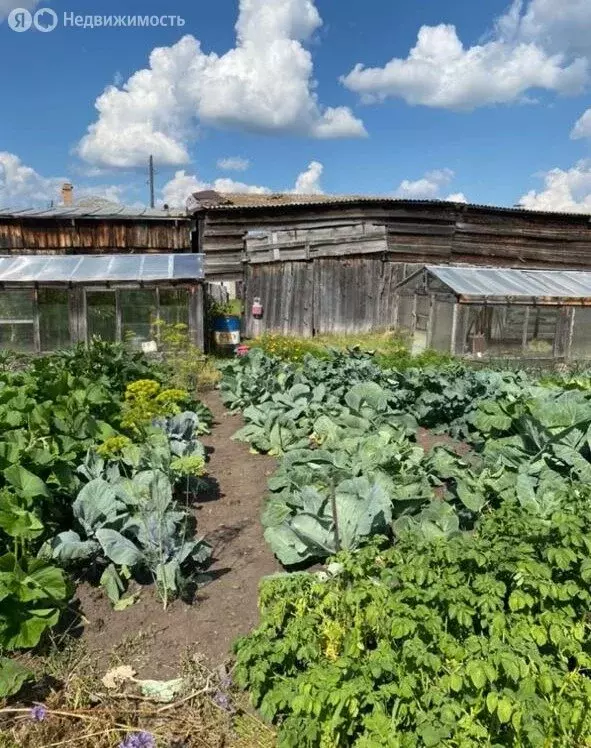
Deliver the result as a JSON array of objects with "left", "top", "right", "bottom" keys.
[{"left": 61, "top": 182, "right": 73, "bottom": 206}]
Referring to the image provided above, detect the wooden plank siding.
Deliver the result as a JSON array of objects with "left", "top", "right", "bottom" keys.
[
  {"left": 198, "top": 201, "right": 591, "bottom": 280},
  {"left": 0, "top": 218, "right": 193, "bottom": 254},
  {"left": 196, "top": 199, "right": 591, "bottom": 336}
]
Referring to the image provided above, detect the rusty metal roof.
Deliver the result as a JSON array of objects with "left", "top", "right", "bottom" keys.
[
  {"left": 0, "top": 254, "right": 204, "bottom": 284},
  {"left": 421, "top": 265, "right": 591, "bottom": 302},
  {"left": 0, "top": 205, "right": 189, "bottom": 221}
]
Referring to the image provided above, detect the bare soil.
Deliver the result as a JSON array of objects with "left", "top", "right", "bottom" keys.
[
  {"left": 417, "top": 426, "right": 472, "bottom": 457},
  {"left": 76, "top": 391, "right": 279, "bottom": 678}
]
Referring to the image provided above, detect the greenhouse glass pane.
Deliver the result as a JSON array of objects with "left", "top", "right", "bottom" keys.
[
  {"left": 430, "top": 301, "right": 454, "bottom": 352},
  {"left": 571, "top": 309, "right": 591, "bottom": 359},
  {"left": 0, "top": 290, "right": 34, "bottom": 321},
  {"left": 87, "top": 291, "right": 116, "bottom": 342},
  {"left": 120, "top": 289, "right": 157, "bottom": 345},
  {"left": 525, "top": 308, "right": 559, "bottom": 358},
  {"left": 0, "top": 324, "right": 34, "bottom": 352},
  {"left": 159, "top": 289, "right": 189, "bottom": 327},
  {"left": 39, "top": 289, "right": 70, "bottom": 351}
]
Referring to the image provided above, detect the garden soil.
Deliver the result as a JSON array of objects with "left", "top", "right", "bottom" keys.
[{"left": 76, "top": 391, "right": 280, "bottom": 679}]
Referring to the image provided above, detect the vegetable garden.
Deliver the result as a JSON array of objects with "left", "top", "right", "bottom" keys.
[
  {"left": 220, "top": 347, "right": 591, "bottom": 747},
  {"left": 3, "top": 335, "right": 591, "bottom": 747}
]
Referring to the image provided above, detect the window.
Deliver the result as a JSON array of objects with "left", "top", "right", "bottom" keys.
[
  {"left": 120, "top": 289, "right": 157, "bottom": 345},
  {"left": 39, "top": 289, "right": 70, "bottom": 351},
  {"left": 86, "top": 291, "right": 117, "bottom": 342},
  {"left": 0, "top": 290, "right": 35, "bottom": 352}
]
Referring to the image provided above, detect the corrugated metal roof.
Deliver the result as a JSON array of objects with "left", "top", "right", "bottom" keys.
[
  {"left": 0, "top": 254, "right": 204, "bottom": 284},
  {"left": 192, "top": 193, "right": 591, "bottom": 218},
  {"left": 0, "top": 205, "right": 189, "bottom": 221},
  {"left": 425, "top": 265, "right": 591, "bottom": 300}
]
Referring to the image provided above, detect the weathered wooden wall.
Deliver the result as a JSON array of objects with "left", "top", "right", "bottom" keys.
[
  {"left": 0, "top": 218, "right": 193, "bottom": 253},
  {"left": 243, "top": 256, "right": 416, "bottom": 337},
  {"left": 195, "top": 198, "right": 591, "bottom": 337},
  {"left": 198, "top": 199, "right": 591, "bottom": 280}
]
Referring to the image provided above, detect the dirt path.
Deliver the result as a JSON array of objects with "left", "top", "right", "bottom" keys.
[{"left": 77, "top": 391, "right": 279, "bottom": 677}]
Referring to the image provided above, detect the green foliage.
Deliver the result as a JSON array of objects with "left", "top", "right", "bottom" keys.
[
  {"left": 120, "top": 379, "right": 191, "bottom": 434},
  {"left": 0, "top": 656, "right": 33, "bottom": 698},
  {"left": 235, "top": 492, "right": 591, "bottom": 747},
  {"left": 252, "top": 334, "right": 330, "bottom": 363},
  {"left": 208, "top": 297, "right": 243, "bottom": 318},
  {"left": 46, "top": 470, "right": 211, "bottom": 608},
  {"left": 155, "top": 321, "right": 221, "bottom": 392},
  {"left": 31, "top": 338, "right": 164, "bottom": 393}
]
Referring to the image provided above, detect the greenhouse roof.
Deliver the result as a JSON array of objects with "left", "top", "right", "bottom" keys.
[
  {"left": 0, "top": 254, "right": 205, "bottom": 284},
  {"left": 406, "top": 265, "right": 591, "bottom": 304}
]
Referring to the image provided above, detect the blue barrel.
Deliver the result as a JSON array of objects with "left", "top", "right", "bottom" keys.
[{"left": 213, "top": 315, "right": 241, "bottom": 353}]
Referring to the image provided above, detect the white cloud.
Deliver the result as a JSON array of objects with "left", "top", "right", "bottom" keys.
[
  {"left": 161, "top": 159, "right": 326, "bottom": 207},
  {"left": 0, "top": 152, "right": 129, "bottom": 209},
  {"left": 341, "top": 0, "right": 589, "bottom": 110},
  {"left": 77, "top": 0, "right": 366, "bottom": 169},
  {"left": 446, "top": 192, "right": 469, "bottom": 203},
  {"left": 0, "top": 152, "right": 63, "bottom": 206},
  {"left": 394, "top": 168, "right": 466, "bottom": 202},
  {"left": 518, "top": 159, "right": 591, "bottom": 212},
  {"left": 0, "top": 0, "right": 39, "bottom": 21},
  {"left": 217, "top": 157, "right": 250, "bottom": 172},
  {"left": 293, "top": 160, "right": 324, "bottom": 194},
  {"left": 519, "top": 0, "right": 591, "bottom": 57},
  {"left": 161, "top": 170, "right": 271, "bottom": 208},
  {"left": 572, "top": 108, "right": 591, "bottom": 139}
]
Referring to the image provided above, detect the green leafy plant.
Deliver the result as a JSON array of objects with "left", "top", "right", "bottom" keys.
[
  {"left": 47, "top": 471, "right": 211, "bottom": 609},
  {"left": 235, "top": 490, "right": 591, "bottom": 747},
  {"left": 155, "top": 320, "right": 221, "bottom": 393}
]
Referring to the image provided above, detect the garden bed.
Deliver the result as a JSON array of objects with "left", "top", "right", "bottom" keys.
[{"left": 75, "top": 391, "right": 279, "bottom": 676}]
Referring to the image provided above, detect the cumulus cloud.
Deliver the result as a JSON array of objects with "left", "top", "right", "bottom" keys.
[
  {"left": 161, "top": 170, "right": 271, "bottom": 208},
  {"left": 0, "top": 152, "right": 63, "bottom": 206},
  {"left": 161, "top": 160, "right": 326, "bottom": 207},
  {"left": 518, "top": 160, "right": 591, "bottom": 212},
  {"left": 394, "top": 169, "right": 466, "bottom": 201},
  {"left": 572, "top": 108, "right": 591, "bottom": 139},
  {"left": 341, "top": 0, "right": 590, "bottom": 110},
  {"left": 0, "top": 152, "right": 128, "bottom": 209},
  {"left": 0, "top": 0, "right": 39, "bottom": 21},
  {"left": 293, "top": 160, "right": 323, "bottom": 194},
  {"left": 217, "top": 157, "right": 250, "bottom": 172},
  {"left": 77, "top": 0, "right": 366, "bottom": 169},
  {"left": 446, "top": 192, "right": 469, "bottom": 203}
]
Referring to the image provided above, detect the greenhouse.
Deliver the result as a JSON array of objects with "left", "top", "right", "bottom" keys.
[
  {"left": 396, "top": 265, "right": 591, "bottom": 361},
  {"left": 0, "top": 253, "right": 205, "bottom": 353}
]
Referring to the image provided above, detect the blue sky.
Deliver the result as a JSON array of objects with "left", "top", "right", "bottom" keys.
[{"left": 1, "top": 0, "right": 591, "bottom": 211}]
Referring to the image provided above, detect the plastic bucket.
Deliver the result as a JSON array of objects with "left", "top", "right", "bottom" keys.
[{"left": 213, "top": 315, "right": 241, "bottom": 353}]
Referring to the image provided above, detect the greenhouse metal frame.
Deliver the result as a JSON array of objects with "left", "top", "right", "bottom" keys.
[
  {"left": 0, "top": 254, "right": 206, "bottom": 354},
  {"left": 396, "top": 266, "right": 591, "bottom": 361}
]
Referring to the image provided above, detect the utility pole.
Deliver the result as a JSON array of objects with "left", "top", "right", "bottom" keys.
[{"left": 149, "top": 155, "right": 155, "bottom": 208}]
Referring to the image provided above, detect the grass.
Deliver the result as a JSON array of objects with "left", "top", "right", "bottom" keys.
[{"left": 0, "top": 640, "right": 275, "bottom": 748}]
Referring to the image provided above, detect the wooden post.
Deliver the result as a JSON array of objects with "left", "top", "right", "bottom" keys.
[
  {"left": 426, "top": 294, "right": 435, "bottom": 349},
  {"left": 521, "top": 307, "right": 530, "bottom": 354},
  {"left": 115, "top": 290, "right": 122, "bottom": 343},
  {"left": 33, "top": 287, "right": 41, "bottom": 354},
  {"left": 189, "top": 284, "right": 205, "bottom": 351},
  {"left": 450, "top": 303, "right": 459, "bottom": 355},
  {"left": 566, "top": 307, "right": 576, "bottom": 361}
]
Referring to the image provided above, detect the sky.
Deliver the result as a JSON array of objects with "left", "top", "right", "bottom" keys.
[{"left": 1, "top": 0, "right": 591, "bottom": 211}]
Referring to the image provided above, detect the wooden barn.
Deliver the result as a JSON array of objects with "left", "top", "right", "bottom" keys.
[{"left": 190, "top": 192, "right": 591, "bottom": 338}]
